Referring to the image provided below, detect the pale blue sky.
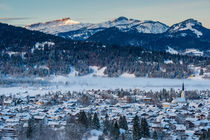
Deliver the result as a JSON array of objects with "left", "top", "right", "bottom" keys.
[{"left": 0, "top": 0, "right": 210, "bottom": 28}]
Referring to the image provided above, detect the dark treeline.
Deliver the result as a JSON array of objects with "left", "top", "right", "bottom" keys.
[
  {"left": 0, "top": 43, "right": 209, "bottom": 78},
  {"left": 18, "top": 111, "right": 210, "bottom": 140},
  {"left": 17, "top": 111, "right": 154, "bottom": 140}
]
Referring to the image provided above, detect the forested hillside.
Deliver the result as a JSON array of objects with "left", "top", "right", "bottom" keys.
[{"left": 0, "top": 23, "right": 209, "bottom": 78}]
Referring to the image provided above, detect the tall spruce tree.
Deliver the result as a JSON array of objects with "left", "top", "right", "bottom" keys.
[
  {"left": 98, "top": 135, "right": 105, "bottom": 140},
  {"left": 26, "top": 116, "right": 35, "bottom": 138},
  {"left": 92, "top": 112, "right": 100, "bottom": 130},
  {"left": 78, "top": 111, "right": 88, "bottom": 128},
  {"left": 119, "top": 116, "right": 128, "bottom": 130},
  {"left": 133, "top": 115, "right": 141, "bottom": 140},
  {"left": 87, "top": 112, "right": 92, "bottom": 128},
  {"left": 103, "top": 114, "right": 110, "bottom": 135},
  {"left": 110, "top": 120, "right": 115, "bottom": 137},
  {"left": 199, "top": 69, "right": 204, "bottom": 75},
  {"left": 119, "top": 116, "right": 123, "bottom": 129},
  {"left": 112, "top": 121, "right": 120, "bottom": 140},
  {"left": 121, "top": 133, "right": 125, "bottom": 140},
  {"left": 153, "top": 130, "right": 158, "bottom": 140},
  {"left": 140, "top": 118, "right": 150, "bottom": 138}
]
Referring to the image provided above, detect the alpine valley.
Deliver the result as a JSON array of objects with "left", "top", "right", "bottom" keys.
[{"left": 0, "top": 15, "right": 210, "bottom": 140}]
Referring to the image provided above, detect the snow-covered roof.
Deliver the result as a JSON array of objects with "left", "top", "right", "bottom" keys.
[
  {"left": 175, "top": 124, "right": 186, "bottom": 130},
  {"left": 172, "top": 98, "right": 186, "bottom": 104}
]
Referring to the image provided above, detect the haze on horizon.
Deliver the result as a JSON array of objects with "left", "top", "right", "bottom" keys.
[{"left": 0, "top": 0, "right": 210, "bottom": 28}]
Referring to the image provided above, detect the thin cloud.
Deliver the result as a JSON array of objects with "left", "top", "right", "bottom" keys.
[{"left": 0, "top": 17, "right": 31, "bottom": 21}]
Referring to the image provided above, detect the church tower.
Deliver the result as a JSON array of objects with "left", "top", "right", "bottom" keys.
[
  {"left": 171, "top": 83, "right": 186, "bottom": 104},
  {"left": 181, "top": 83, "right": 185, "bottom": 98}
]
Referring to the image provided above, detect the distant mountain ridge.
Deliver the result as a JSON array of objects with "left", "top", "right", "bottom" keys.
[
  {"left": 26, "top": 17, "right": 210, "bottom": 39},
  {"left": 25, "top": 17, "right": 210, "bottom": 57},
  {"left": 87, "top": 18, "right": 210, "bottom": 56},
  {"left": 26, "top": 16, "right": 170, "bottom": 39}
]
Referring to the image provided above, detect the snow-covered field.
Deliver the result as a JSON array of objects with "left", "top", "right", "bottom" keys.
[{"left": 0, "top": 74, "right": 209, "bottom": 96}]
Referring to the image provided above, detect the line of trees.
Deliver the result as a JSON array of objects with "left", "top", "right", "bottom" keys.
[{"left": 21, "top": 111, "right": 156, "bottom": 140}]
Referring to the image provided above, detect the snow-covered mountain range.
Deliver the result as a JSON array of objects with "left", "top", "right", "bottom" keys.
[
  {"left": 26, "top": 17, "right": 210, "bottom": 39},
  {"left": 25, "top": 17, "right": 210, "bottom": 57},
  {"left": 26, "top": 17, "right": 169, "bottom": 40}
]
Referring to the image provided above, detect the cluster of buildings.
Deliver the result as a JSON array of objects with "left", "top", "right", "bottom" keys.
[{"left": 0, "top": 85, "right": 209, "bottom": 139}]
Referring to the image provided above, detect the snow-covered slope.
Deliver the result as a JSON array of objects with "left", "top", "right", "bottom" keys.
[
  {"left": 166, "top": 47, "right": 204, "bottom": 56},
  {"left": 26, "top": 17, "right": 169, "bottom": 40},
  {"left": 135, "top": 21, "right": 169, "bottom": 34},
  {"left": 166, "top": 47, "right": 179, "bottom": 55},
  {"left": 87, "top": 17, "right": 140, "bottom": 30},
  {"left": 62, "top": 17, "right": 169, "bottom": 40},
  {"left": 184, "top": 49, "right": 203, "bottom": 56},
  {"left": 85, "top": 17, "right": 168, "bottom": 33},
  {"left": 168, "top": 19, "right": 203, "bottom": 38},
  {"left": 25, "top": 18, "right": 92, "bottom": 34}
]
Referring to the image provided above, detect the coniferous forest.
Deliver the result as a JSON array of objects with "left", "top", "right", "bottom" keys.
[{"left": 0, "top": 23, "right": 209, "bottom": 78}]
